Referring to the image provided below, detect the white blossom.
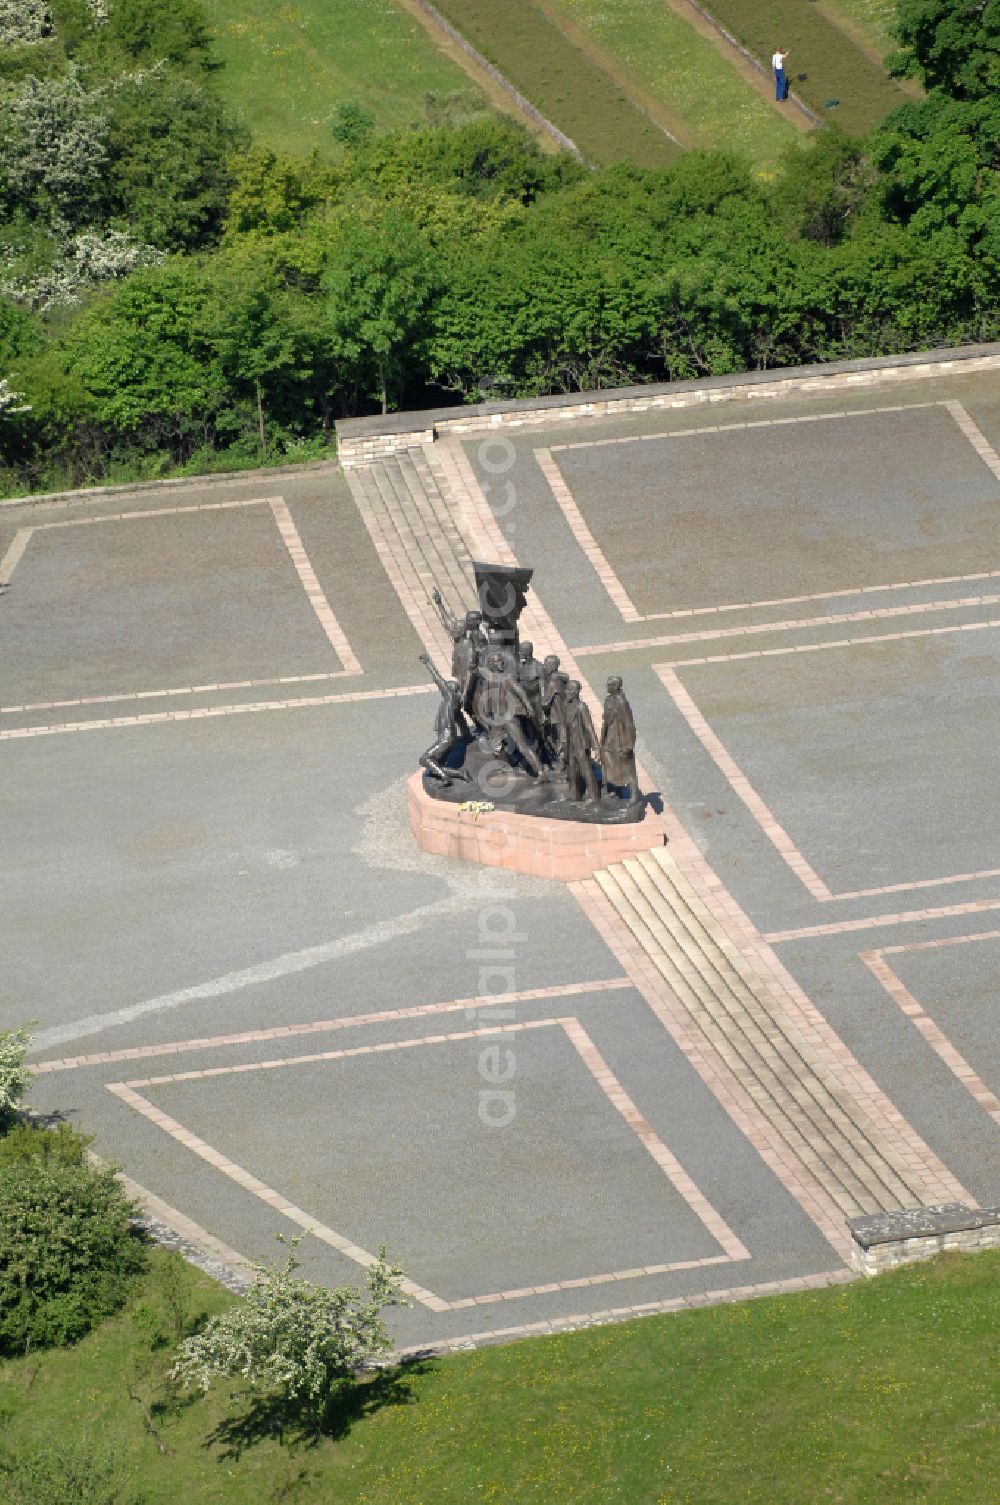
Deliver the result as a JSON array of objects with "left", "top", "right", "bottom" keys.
[
  {"left": 1, "top": 229, "right": 163, "bottom": 310},
  {"left": 172, "top": 1240, "right": 408, "bottom": 1409},
  {"left": 0, "top": 1026, "right": 33, "bottom": 1115},
  {"left": 0, "top": 0, "right": 51, "bottom": 47},
  {"left": 0, "top": 67, "right": 110, "bottom": 214}
]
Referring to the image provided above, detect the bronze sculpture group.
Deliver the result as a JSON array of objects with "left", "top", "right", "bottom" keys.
[{"left": 418, "top": 563, "right": 642, "bottom": 822}]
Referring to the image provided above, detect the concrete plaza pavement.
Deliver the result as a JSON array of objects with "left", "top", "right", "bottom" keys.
[{"left": 4, "top": 356, "right": 999, "bottom": 1350}]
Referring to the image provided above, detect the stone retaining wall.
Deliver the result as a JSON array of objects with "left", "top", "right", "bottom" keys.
[{"left": 848, "top": 1203, "right": 1000, "bottom": 1276}]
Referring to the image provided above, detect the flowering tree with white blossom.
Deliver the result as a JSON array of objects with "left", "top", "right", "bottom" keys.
[
  {"left": 0, "top": 0, "right": 51, "bottom": 47},
  {"left": 172, "top": 1239, "right": 408, "bottom": 1427}
]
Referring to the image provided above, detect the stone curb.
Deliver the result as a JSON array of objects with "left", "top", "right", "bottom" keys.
[
  {"left": 0, "top": 456, "right": 341, "bottom": 511},
  {"left": 407, "top": 0, "right": 583, "bottom": 159},
  {"left": 391, "top": 1268, "right": 858, "bottom": 1359}
]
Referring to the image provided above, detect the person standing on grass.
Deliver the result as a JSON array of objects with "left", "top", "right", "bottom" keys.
[{"left": 772, "top": 46, "right": 790, "bottom": 101}]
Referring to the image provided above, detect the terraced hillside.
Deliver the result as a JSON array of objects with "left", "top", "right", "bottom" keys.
[
  {"left": 428, "top": 0, "right": 682, "bottom": 168},
  {"left": 202, "top": 0, "right": 913, "bottom": 170},
  {"left": 200, "top": 0, "right": 494, "bottom": 158},
  {"left": 543, "top": 0, "right": 801, "bottom": 163},
  {"left": 701, "top": 0, "right": 912, "bottom": 133}
]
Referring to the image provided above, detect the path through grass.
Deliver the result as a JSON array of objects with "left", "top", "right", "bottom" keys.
[
  {"left": 429, "top": 0, "right": 681, "bottom": 168},
  {"left": 821, "top": 0, "right": 901, "bottom": 58},
  {"left": 1, "top": 1249, "right": 998, "bottom": 1503},
  {"left": 551, "top": 0, "right": 800, "bottom": 169},
  {"left": 200, "top": 0, "right": 493, "bottom": 159}
]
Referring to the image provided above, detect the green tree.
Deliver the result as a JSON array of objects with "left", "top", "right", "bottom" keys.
[
  {"left": 348, "top": 117, "right": 582, "bottom": 207},
  {"left": 331, "top": 101, "right": 375, "bottom": 151},
  {"left": 323, "top": 208, "right": 433, "bottom": 413},
  {"left": 870, "top": 93, "right": 999, "bottom": 237},
  {"left": 106, "top": 70, "right": 245, "bottom": 250},
  {"left": 224, "top": 147, "right": 335, "bottom": 237},
  {"left": 207, "top": 252, "right": 317, "bottom": 458},
  {"left": 890, "top": 0, "right": 1000, "bottom": 99},
  {"left": 102, "top": 0, "right": 212, "bottom": 70},
  {"left": 0, "top": 1143, "right": 145, "bottom": 1352},
  {"left": 65, "top": 259, "right": 222, "bottom": 449},
  {"left": 773, "top": 130, "right": 874, "bottom": 247}
]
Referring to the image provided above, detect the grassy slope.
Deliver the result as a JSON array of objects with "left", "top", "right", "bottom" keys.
[
  {"left": 701, "top": 0, "right": 910, "bottom": 134},
  {"left": 822, "top": 0, "right": 900, "bottom": 58},
  {"left": 429, "top": 0, "right": 680, "bottom": 169},
  {"left": 551, "top": 0, "right": 798, "bottom": 169},
  {"left": 1, "top": 1249, "right": 998, "bottom": 1504},
  {"left": 198, "top": 0, "right": 491, "bottom": 159}
]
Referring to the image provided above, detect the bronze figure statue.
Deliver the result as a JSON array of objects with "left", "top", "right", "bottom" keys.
[
  {"left": 601, "top": 675, "right": 641, "bottom": 806},
  {"left": 475, "top": 649, "right": 546, "bottom": 777},
  {"left": 562, "top": 680, "right": 600, "bottom": 803},
  {"left": 418, "top": 565, "right": 643, "bottom": 823},
  {"left": 419, "top": 653, "right": 473, "bottom": 786}
]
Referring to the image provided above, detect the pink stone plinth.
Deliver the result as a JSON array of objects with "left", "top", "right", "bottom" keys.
[{"left": 408, "top": 772, "right": 664, "bottom": 881}]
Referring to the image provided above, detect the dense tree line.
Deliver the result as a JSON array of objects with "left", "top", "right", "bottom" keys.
[{"left": 0, "top": 0, "right": 998, "bottom": 494}]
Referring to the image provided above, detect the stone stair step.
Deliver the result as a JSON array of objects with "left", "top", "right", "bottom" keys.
[
  {"left": 606, "top": 867, "right": 895, "bottom": 1213},
  {"left": 633, "top": 852, "right": 928, "bottom": 1197},
  {"left": 394, "top": 452, "right": 475, "bottom": 609},
  {"left": 407, "top": 449, "right": 476, "bottom": 566}
]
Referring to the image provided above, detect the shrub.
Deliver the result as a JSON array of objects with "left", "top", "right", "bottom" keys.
[
  {"left": 0, "top": 1440, "right": 141, "bottom": 1505},
  {"left": 331, "top": 101, "right": 375, "bottom": 150},
  {"left": 0, "top": 1117, "right": 91, "bottom": 1165},
  {"left": 172, "top": 1239, "right": 407, "bottom": 1425},
  {"left": 0, "top": 1135, "right": 146, "bottom": 1353},
  {"left": 0, "top": 1026, "right": 33, "bottom": 1128}
]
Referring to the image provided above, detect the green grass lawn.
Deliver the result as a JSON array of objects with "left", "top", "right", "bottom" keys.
[
  {"left": 2, "top": 1248, "right": 998, "bottom": 1503},
  {"left": 429, "top": 0, "right": 681, "bottom": 168},
  {"left": 549, "top": 0, "right": 799, "bottom": 169},
  {"left": 821, "top": 0, "right": 901, "bottom": 58},
  {"left": 199, "top": 0, "right": 492, "bottom": 159},
  {"left": 700, "top": 0, "right": 911, "bottom": 134}
]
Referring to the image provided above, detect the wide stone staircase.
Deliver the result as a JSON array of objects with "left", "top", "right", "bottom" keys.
[
  {"left": 589, "top": 847, "right": 958, "bottom": 1218},
  {"left": 346, "top": 450, "right": 477, "bottom": 662}
]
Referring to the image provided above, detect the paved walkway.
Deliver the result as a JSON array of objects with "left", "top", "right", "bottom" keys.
[{"left": 5, "top": 362, "right": 999, "bottom": 1350}]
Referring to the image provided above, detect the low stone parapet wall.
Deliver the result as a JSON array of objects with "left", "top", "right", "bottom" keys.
[
  {"left": 848, "top": 1203, "right": 1000, "bottom": 1276},
  {"left": 336, "top": 344, "right": 1000, "bottom": 466},
  {"left": 408, "top": 771, "right": 663, "bottom": 880},
  {"left": 338, "top": 423, "right": 436, "bottom": 469}
]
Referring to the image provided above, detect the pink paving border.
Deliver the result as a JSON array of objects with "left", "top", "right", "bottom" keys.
[
  {"left": 654, "top": 619, "right": 1000, "bottom": 903},
  {"left": 0, "top": 681, "right": 434, "bottom": 741},
  {"left": 106, "top": 1015, "right": 748, "bottom": 1311},
  {"left": 0, "top": 494, "right": 362, "bottom": 712},
  {"left": 860, "top": 932, "right": 1000, "bottom": 1127},
  {"left": 535, "top": 400, "right": 1000, "bottom": 626},
  {"left": 33, "top": 978, "right": 632, "bottom": 1075},
  {"left": 575, "top": 592, "right": 1000, "bottom": 658},
  {"left": 764, "top": 897, "right": 1000, "bottom": 944}
]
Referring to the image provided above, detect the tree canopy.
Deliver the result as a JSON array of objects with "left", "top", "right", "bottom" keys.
[{"left": 1, "top": 0, "right": 999, "bottom": 496}]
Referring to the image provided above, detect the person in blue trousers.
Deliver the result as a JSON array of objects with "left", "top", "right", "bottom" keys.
[{"left": 772, "top": 47, "right": 790, "bottom": 101}]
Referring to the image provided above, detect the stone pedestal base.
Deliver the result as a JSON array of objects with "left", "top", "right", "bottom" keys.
[{"left": 408, "top": 772, "right": 664, "bottom": 880}]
